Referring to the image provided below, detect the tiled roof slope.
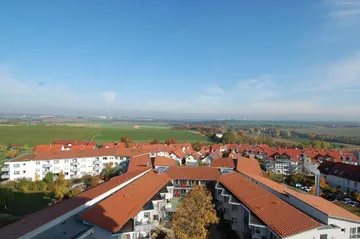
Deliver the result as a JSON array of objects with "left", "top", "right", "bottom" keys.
[
  {"left": 211, "top": 157, "right": 235, "bottom": 168},
  {"left": 127, "top": 154, "right": 152, "bottom": 172},
  {"left": 154, "top": 156, "right": 176, "bottom": 167},
  {"left": 0, "top": 169, "right": 148, "bottom": 239},
  {"left": 168, "top": 166, "right": 220, "bottom": 180},
  {"left": 11, "top": 148, "right": 150, "bottom": 162},
  {"left": 80, "top": 171, "right": 170, "bottom": 233},
  {"left": 236, "top": 156, "right": 263, "bottom": 176},
  {"left": 243, "top": 172, "right": 360, "bottom": 222},
  {"left": 219, "top": 172, "right": 321, "bottom": 238},
  {"left": 318, "top": 162, "right": 360, "bottom": 183}
]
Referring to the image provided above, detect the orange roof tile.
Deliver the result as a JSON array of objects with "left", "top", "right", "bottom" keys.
[
  {"left": 154, "top": 156, "right": 176, "bottom": 167},
  {"left": 236, "top": 156, "right": 263, "bottom": 176},
  {"left": 173, "top": 149, "right": 185, "bottom": 158},
  {"left": 219, "top": 173, "right": 321, "bottom": 238},
  {"left": 244, "top": 172, "right": 360, "bottom": 222},
  {"left": 80, "top": 171, "right": 170, "bottom": 233},
  {"left": 33, "top": 144, "right": 51, "bottom": 153},
  {"left": 0, "top": 169, "right": 148, "bottom": 239},
  {"left": 168, "top": 166, "right": 220, "bottom": 180},
  {"left": 48, "top": 144, "right": 63, "bottom": 151},
  {"left": 51, "top": 140, "right": 77, "bottom": 145},
  {"left": 127, "top": 154, "right": 152, "bottom": 172},
  {"left": 211, "top": 157, "right": 235, "bottom": 168}
]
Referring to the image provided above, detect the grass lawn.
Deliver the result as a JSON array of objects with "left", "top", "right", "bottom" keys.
[
  {"left": 333, "top": 201, "right": 360, "bottom": 217},
  {"left": 0, "top": 191, "right": 54, "bottom": 216}
]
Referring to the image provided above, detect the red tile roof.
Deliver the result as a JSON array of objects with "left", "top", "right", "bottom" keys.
[
  {"left": 211, "top": 157, "right": 235, "bottom": 168},
  {"left": 168, "top": 166, "right": 220, "bottom": 180},
  {"left": 0, "top": 169, "right": 148, "bottom": 239},
  {"left": 127, "top": 154, "right": 152, "bottom": 172},
  {"left": 33, "top": 144, "right": 51, "bottom": 153},
  {"left": 219, "top": 173, "right": 321, "bottom": 238},
  {"left": 236, "top": 156, "right": 263, "bottom": 176},
  {"left": 173, "top": 149, "right": 185, "bottom": 158},
  {"left": 51, "top": 140, "right": 77, "bottom": 145},
  {"left": 244, "top": 172, "right": 360, "bottom": 222},
  {"left": 80, "top": 171, "right": 170, "bottom": 233},
  {"left": 154, "top": 156, "right": 176, "bottom": 167}
]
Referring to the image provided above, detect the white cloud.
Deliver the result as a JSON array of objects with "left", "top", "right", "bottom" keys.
[
  {"left": 329, "top": 9, "right": 360, "bottom": 17},
  {"left": 100, "top": 91, "right": 117, "bottom": 104},
  {"left": 204, "top": 85, "right": 225, "bottom": 95}
]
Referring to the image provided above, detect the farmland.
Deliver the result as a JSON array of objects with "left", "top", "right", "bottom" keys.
[
  {"left": 0, "top": 125, "right": 210, "bottom": 147},
  {"left": 290, "top": 127, "right": 360, "bottom": 137}
]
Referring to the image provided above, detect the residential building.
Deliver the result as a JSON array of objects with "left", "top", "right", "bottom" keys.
[
  {"left": 318, "top": 161, "right": 360, "bottom": 193},
  {"left": 1, "top": 148, "right": 149, "bottom": 181}
]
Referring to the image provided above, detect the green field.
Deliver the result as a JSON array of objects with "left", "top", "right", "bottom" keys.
[
  {"left": 291, "top": 127, "right": 360, "bottom": 137},
  {"left": 0, "top": 125, "right": 210, "bottom": 147}
]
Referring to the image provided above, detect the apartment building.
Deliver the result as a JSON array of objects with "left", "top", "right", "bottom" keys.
[
  {"left": 1, "top": 148, "right": 150, "bottom": 181},
  {"left": 318, "top": 161, "right": 360, "bottom": 193},
  {"left": 80, "top": 171, "right": 173, "bottom": 239},
  {"left": 167, "top": 166, "right": 220, "bottom": 198}
]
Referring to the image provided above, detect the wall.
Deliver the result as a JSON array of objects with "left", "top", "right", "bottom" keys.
[{"left": 19, "top": 169, "right": 150, "bottom": 239}]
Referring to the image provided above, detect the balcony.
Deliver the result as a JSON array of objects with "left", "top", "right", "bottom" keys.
[
  {"left": 42, "top": 164, "right": 51, "bottom": 168},
  {"left": 93, "top": 166, "right": 101, "bottom": 171},
  {"left": 71, "top": 161, "right": 79, "bottom": 166},
  {"left": 134, "top": 221, "right": 159, "bottom": 232},
  {"left": 70, "top": 167, "right": 79, "bottom": 172},
  {"left": 1, "top": 167, "right": 9, "bottom": 172},
  {"left": 1, "top": 174, "right": 10, "bottom": 180}
]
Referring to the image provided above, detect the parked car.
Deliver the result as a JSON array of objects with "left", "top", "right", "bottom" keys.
[
  {"left": 295, "top": 183, "right": 302, "bottom": 188},
  {"left": 341, "top": 198, "right": 352, "bottom": 204},
  {"left": 348, "top": 201, "right": 359, "bottom": 207},
  {"left": 304, "top": 186, "right": 312, "bottom": 192}
]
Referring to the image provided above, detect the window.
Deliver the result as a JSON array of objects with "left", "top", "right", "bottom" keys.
[
  {"left": 14, "top": 164, "right": 20, "bottom": 168},
  {"left": 231, "top": 217, "right": 238, "bottom": 224},
  {"left": 224, "top": 196, "right": 229, "bottom": 203},
  {"left": 65, "top": 159, "right": 69, "bottom": 163},
  {"left": 351, "top": 228, "right": 357, "bottom": 234},
  {"left": 253, "top": 227, "right": 261, "bottom": 235},
  {"left": 217, "top": 189, "right": 222, "bottom": 195},
  {"left": 341, "top": 228, "right": 345, "bottom": 232},
  {"left": 14, "top": 171, "right": 20, "bottom": 175},
  {"left": 54, "top": 160, "right": 59, "bottom": 164},
  {"left": 218, "top": 201, "right": 223, "bottom": 206},
  {"left": 36, "top": 161, "right": 40, "bottom": 165},
  {"left": 225, "top": 208, "right": 230, "bottom": 214},
  {"left": 23, "top": 163, "right": 26, "bottom": 166},
  {"left": 232, "top": 205, "right": 238, "bottom": 212},
  {"left": 319, "top": 234, "right": 327, "bottom": 239},
  {"left": 65, "top": 172, "right": 69, "bottom": 176},
  {"left": 144, "top": 212, "right": 150, "bottom": 218},
  {"left": 23, "top": 170, "right": 26, "bottom": 173}
]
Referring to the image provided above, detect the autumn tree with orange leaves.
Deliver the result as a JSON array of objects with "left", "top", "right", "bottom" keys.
[
  {"left": 172, "top": 185, "right": 218, "bottom": 239},
  {"left": 121, "top": 136, "right": 132, "bottom": 148}
]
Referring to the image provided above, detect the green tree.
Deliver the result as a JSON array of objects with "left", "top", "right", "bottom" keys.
[
  {"left": 43, "top": 172, "right": 54, "bottom": 184},
  {"left": 172, "top": 185, "right": 219, "bottom": 239},
  {"left": 0, "top": 187, "right": 14, "bottom": 210},
  {"left": 23, "top": 144, "right": 29, "bottom": 150},
  {"left": 7, "top": 150, "right": 14, "bottom": 158}
]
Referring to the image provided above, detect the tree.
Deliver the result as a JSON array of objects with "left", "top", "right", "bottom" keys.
[
  {"left": 192, "top": 141, "right": 204, "bottom": 152},
  {"left": 172, "top": 185, "right": 219, "bottom": 239},
  {"left": 23, "top": 144, "right": 28, "bottom": 150},
  {"left": 309, "top": 186, "right": 316, "bottom": 195},
  {"left": 7, "top": 150, "right": 14, "bottom": 158},
  {"left": 50, "top": 172, "right": 69, "bottom": 200},
  {"left": 121, "top": 136, "right": 132, "bottom": 147},
  {"left": 150, "top": 138, "right": 160, "bottom": 145},
  {"left": 320, "top": 178, "right": 329, "bottom": 190},
  {"left": 165, "top": 138, "right": 178, "bottom": 145},
  {"left": 7, "top": 144, "right": 13, "bottom": 150},
  {"left": 43, "top": 172, "right": 54, "bottom": 184},
  {"left": 0, "top": 187, "right": 14, "bottom": 210},
  {"left": 82, "top": 174, "right": 100, "bottom": 187}
]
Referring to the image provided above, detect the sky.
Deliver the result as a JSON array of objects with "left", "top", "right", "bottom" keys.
[{"left": 0, "top": 0, "right": 360, "bottom": 120}]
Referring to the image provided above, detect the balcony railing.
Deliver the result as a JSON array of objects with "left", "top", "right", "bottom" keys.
[
  {"left": 42, "top": 164, "right": 51, "bottom": 168},
  {"left": 70, "top": 168, "right": 79, "bottom": 172},
  {"left": 1, "top": 167, "right": 9, "bottom": 172},
  {"left": 93, "top": 166, "right": 101, "bottom": 171},
  {"left": 1, "top": 174, "right": 10, "bottom": 179},
  {"left": 71, "top": 161, "right": 79, "bottom": 165},
  {"left": 134, "top": 221, "right": 159, "bottom": 232}
]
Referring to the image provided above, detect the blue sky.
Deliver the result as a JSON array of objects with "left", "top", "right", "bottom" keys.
[{"left": 0, "top": 0, "right": 360, "bottom": 120}]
